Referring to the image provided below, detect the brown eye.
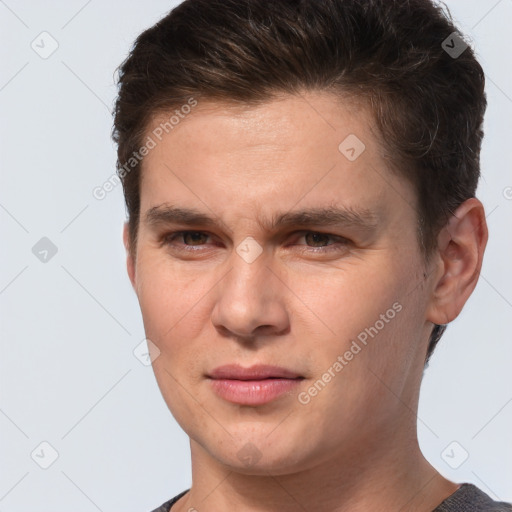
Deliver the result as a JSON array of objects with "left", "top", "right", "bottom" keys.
[
  {"left": 304, "top": 232, "right": 333, "bottom": 247},
  {"left": 292, "top": 231, "right": 350, "bottom": 254},
  {"left": 161, "top": 231, "right": 213, "bottom": 251},
  {"left": 181, "top": 231, "right": 209, "bottom": 245}
]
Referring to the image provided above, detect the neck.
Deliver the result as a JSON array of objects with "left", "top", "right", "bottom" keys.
[{"left": 174, "top": 425, "right": 458, "bottom": 512}]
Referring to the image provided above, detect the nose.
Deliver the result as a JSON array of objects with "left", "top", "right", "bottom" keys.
[{"left": 210, "top": 249, "right": 290, "bottom": 342}]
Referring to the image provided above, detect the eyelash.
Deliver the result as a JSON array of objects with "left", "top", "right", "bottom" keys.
[{"left": 160, "top": 230, "right": 349, "bottom": 254}]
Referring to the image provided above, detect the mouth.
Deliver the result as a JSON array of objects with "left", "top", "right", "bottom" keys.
[{"left": 207, "top": 364, "right": 305, "bottom": 406}]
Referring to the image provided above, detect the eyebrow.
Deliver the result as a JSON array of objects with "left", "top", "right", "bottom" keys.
[{"left": 144, "top": 204, "right": 380, "bottom": 234}]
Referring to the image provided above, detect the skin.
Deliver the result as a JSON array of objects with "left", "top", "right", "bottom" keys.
[{"left": 123, "top": 92, "right": 488, "bottom": 511}]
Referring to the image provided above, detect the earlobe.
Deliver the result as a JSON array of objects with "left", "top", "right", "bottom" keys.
[
  {"left": 426, "top": 198, "right": 488, "bottom": 326},
  {"left": 122, "top": 222, "right": 136, "bottom": 290}
]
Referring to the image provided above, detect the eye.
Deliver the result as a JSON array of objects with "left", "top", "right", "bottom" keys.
[
  {"left": 292, "top": 231, "right": 350, "bottom": 253},
  {"left": 159, "top": 230, "right": 350, "bottom": 255},
  {"left": 161, "top": 231, "right": 213, "bottom": 251}
]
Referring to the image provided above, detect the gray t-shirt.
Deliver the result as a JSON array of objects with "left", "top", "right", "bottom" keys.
[{"left": 150, "top": 484, "right": 512, "bottom": 511}]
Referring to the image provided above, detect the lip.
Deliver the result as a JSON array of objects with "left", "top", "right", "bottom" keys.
[
  {"left": 208, "top": 364, "right": 302, "bottom": 380},
  {"left": 207, "top": 364, "right": 304, "bottom": 406}
]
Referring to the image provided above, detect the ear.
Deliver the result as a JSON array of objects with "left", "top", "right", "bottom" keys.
[
  {"left": 122, "top": 222, "right": 136, "bottom": 290},
  {"left": 426, "top": 198, "right": 488, "bottom": 325}
]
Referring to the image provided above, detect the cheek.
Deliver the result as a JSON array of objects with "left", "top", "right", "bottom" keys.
[
  {"left": 137, "top": 250, "right": 202, "bottom": 323},
  {"left": 289, "top": 259, "right": 406, "bottom": 342},
  {"left": 296, "top": 256, "right": 423, "bottom": 391},
  {"left": 135, "top": 255, "right": 212, "bottom": 371},
  {"left": 135, "top": 257, "right": 212, "bottom": 428}
]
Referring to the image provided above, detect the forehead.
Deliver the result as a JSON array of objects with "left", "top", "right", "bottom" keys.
[
  {"left": 139, "top": 92, "right": 416, "bottom": 230},
  {"left": 145, "top": 92, "right": 368, "bottom": 165}
]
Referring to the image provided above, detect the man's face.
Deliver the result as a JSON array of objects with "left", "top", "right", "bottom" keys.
[{"left": 126, "top": 92, "right": 436, "bottom": 474}]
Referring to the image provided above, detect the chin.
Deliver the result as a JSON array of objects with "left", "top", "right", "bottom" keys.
[{"left": 203, "top": 434, "right": 316, "bottom": 476}]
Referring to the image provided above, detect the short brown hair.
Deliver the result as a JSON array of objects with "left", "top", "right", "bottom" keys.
[{"left": 112, "top": 0, "right": 487, "bottom": 361}]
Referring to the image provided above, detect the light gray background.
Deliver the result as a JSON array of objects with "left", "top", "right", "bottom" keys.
[{"left": 0, "top": 1, "right": 511, "bottom": 511}]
